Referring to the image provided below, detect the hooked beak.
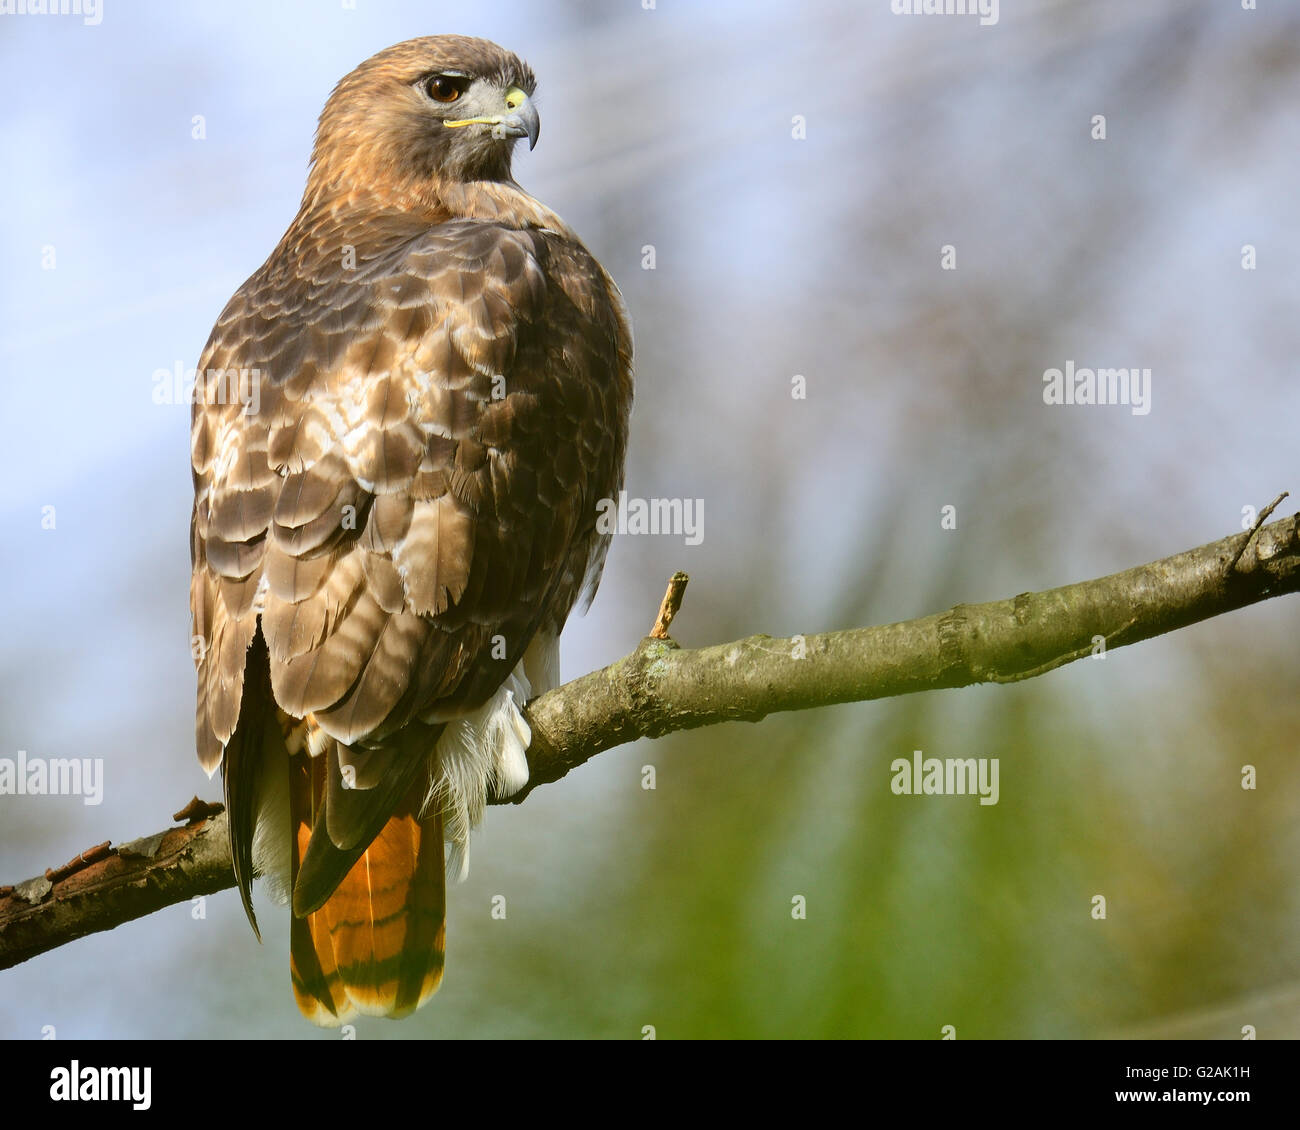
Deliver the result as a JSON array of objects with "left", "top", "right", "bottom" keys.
[{"left": 495, "top": 92, "right": 540, "bottom": 150}]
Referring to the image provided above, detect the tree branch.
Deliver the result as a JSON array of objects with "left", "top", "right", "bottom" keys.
[{"left": 3, "top": 510, "right": 1298, "bottom": 970}]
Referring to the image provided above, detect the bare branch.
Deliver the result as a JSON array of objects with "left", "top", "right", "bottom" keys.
[
  {"left": 0, "top": 814, "right": 233, "bottom": 969},
  {"left": 1229, "top": 490, "right": 1289, "bottom": 571},
  {"left": 3, "top": 510, "right": 1297, "bottom": 970}
]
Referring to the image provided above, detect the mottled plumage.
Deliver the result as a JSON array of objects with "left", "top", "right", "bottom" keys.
[{"left": 189, "top": 35, "right": 632, "bottom": 1025}]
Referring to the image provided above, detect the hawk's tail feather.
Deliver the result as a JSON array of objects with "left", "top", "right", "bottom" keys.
[
  {"left": 222, "top": 632, "right": 284, "bottom": 942},
  {"left": 293, "top": 729, "right": 439, "bottom": 918},
  {"left": 289, "top": 752, "right": 446, "bottom": 1026}
]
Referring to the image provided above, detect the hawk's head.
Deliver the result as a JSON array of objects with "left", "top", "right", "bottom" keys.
[{"left": 309, "top": 35, "right": 539, "bottom": 198}]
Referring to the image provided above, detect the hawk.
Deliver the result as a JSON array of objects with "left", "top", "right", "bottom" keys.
[{"left": 189, "top": 35, "right": 632, "bottom": 1025}]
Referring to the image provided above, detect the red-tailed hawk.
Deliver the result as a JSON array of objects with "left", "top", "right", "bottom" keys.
[{"left": 189, "top": 35, "right": 632, "bottom": 1025}]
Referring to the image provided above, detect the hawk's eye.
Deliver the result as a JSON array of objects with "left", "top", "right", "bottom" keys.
[{"left": 425, "top": 75, "right": 463, "bottom": 103}]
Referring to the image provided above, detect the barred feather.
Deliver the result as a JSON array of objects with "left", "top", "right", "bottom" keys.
[{"left": 290, "top": 753, "right": 445, "bottom": 1025}]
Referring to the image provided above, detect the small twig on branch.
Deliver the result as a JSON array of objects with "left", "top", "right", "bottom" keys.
[
  {"left": 3, "top": 508, "right": 1298, "bottom": 969},
  {"left": 649, "top": 571, "right": 690, "bottom": 639},
  {"left": 1229, "top": 491, "right": 1289, "bottom": 572},
  {"left": 172, "top": 796, "right": 225, "bottom": 824}
]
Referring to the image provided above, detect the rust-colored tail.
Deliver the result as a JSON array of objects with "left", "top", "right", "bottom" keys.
[{"left": 288, "top": 754, "right": 445, "bottom": 1026}]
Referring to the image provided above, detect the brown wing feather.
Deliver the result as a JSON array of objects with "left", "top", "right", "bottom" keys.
[
  {"left": 194, "top": 219, "right": 627, "bottom": 749},
  {"left": 192, "top": 214, "right": 630, "bottom": 920}
]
